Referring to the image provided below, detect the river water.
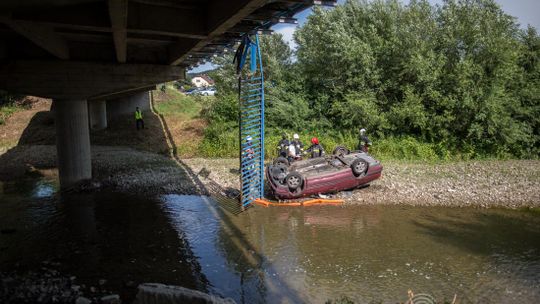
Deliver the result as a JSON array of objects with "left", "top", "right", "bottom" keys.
[{"left": 1, "top": 177, "right": 539, "bottom": 303}]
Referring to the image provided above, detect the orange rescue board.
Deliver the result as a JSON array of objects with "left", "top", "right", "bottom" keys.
[{"left": 253, "top": 198, "right": 344, "bottom": 207}]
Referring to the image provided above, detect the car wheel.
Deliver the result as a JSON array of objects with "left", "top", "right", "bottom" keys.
[
  {"left": 285, "top": 172, "right": 303, "bottom": 190},
  {"left": 333, "top": 145, "right": 350, "bottom": 157},
  {"left": 273, "top": 156, "right": 289, "bottom": 167},
  {"left": 351, "top": 158, "right": 368, "bottom": 177},
  {"left": 270, "top": 164, "right": 288, "bottom": 184}
]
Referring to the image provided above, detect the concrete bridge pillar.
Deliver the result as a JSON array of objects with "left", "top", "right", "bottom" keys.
[
  {"left": 107, "top": 91, "right": 150, "bottom": 120},
  {"left": 89, "top": 100, "right": 107, "bottom": 130},
  {"left": 55, "top": 99, "right": 92, "bottom": 188}
]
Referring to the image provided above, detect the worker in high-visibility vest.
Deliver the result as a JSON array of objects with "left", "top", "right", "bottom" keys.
[{"left": 135, "top": 107, "right": 144, "bottom": 130}]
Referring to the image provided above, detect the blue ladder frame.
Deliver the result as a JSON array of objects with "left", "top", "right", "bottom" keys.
[{"left": 237, "top": 34, "right": 265, "bottom": 208}]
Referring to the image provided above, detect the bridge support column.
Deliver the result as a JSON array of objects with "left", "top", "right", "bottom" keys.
[
  {"left": 107, "top": 91, "right": 150, "bottom": 120},
  {"left": 55, "top": 99, "right": 92, "bottom": 188},
  {"left": 89, "top": 100, "right": 107, "bottom": 130}
]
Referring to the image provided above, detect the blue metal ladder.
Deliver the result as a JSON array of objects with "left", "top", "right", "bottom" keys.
[{"left": 236, "top": 34, "right": 265, "bottom": 208}]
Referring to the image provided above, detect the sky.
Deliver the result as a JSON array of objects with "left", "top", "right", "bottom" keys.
[{"left": 191, "top": 0, "right": 540, "bottom": 73}]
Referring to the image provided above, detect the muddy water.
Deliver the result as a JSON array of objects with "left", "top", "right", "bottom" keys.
[{"left": 1, "top": 178, "right": 540, "bottom": 303}]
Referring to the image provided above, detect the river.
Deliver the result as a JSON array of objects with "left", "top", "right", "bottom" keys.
[{"left": 1, "top": 177, "right": 539, "bottom": 303}]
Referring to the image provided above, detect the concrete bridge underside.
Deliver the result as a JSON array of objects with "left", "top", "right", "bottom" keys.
[{"left": 0, "top": 0, "right": 315, "bottom": 188}]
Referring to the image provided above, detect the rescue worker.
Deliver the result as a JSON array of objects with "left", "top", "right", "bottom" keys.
[
  {"left": 135, "top": 107, "right": 144, "bottom": 130},
  {"left": 243, "top": 135, "right": 256, "bottom": 198},
  {"left": 244, "top": 135, "right": 255, "bottom": 161},
  {"left": 306, "top": 137, "right": 325, "bottom": 158},
  {"left": 288, "top": 133, "right": 304, "bottom": 161},
  {"left": 277, "top": 133, "right": 289, "bottom": 158},
  {"left": 358, "top": 128, "right": 372, "bottom": 152}
]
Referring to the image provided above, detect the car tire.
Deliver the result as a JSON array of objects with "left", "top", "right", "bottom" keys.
[
  {"left": 351, "top": 158, "right": 369, "bottom": 177},
  {"left": 270, "top": 164, "right": 288, "bottom": 184},
  {"left": 273, "top": 156, "right": 289, "bottom": 167},
  {"left": 285, "top": 172, "right": 304, "bottom": 191},
  {"left": 333, "top": 145, "right": 350, "bottom": 157}
]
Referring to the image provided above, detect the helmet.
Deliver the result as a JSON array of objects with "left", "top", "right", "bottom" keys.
[
  {"left": 360, "top": 128, "right": 366, "bottom": 134},
  {"left": 246, "top": 135, "right": 252, "bottom": 141},
  {"left": 311, "top": 137, "right": 319, "bottom": 144},
  {"left": 293, "top": 133, "right": 299, "bottom": 139}
]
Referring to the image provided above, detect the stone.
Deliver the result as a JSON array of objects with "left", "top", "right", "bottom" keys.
[
  {"left": 134, "top": 283, "right": 235, "bottom": 304},
  {"left": 124, "top": 281, "right": 136, "bottom": 288},
  {"left": 75, "top": 296, "right": 92, "bottom": 304},
  {"left": 101, "top": 294, "right": 121, "bottom": 304}
]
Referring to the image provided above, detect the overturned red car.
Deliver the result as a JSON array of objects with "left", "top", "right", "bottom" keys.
[{"left": 266, "top": 146, "right": 383, "bottom": 199}]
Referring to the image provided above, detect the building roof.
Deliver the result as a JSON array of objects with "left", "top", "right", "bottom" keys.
[{"left": 193, "top": 74, "right": 214, "bottom": 85}]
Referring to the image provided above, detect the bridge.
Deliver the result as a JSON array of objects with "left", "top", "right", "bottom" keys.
[{"left": 0, "top": 0, "right": 319, "bottom": 188}]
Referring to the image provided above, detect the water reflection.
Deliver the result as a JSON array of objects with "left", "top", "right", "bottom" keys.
[
  {"left": 0, "top": 190, "right": 207, "bottom": 303},
  {"left": 162, "top": 196, "right": 540, "bottom": 303},
  {"left": 32, "top": 180, "right": 56, "bottom": 198},
  {"left": 1, "top": 183, "right": 539, "bottom": 304}
]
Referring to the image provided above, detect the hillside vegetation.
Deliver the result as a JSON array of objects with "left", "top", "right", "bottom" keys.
[{"left": 200, "top": 0, "right": 539, "bottom": 160}]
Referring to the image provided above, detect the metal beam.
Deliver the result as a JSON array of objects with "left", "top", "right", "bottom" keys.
[
  {"left": 169, "top": 0, "right": 268, "bottom": 65},
  {"left": 108, "top": 0, "right": 128, "bottom": 63}
]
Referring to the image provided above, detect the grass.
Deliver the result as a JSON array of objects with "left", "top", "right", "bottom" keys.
[
  {"left": 153, "top": 85, "right": 205, "bottom": 119},
  {"left": 0, "top": 103, "right": 21, "bottom": 125},
  {"left": 196, "top": 126, "right": 492, "bottom": 162}
]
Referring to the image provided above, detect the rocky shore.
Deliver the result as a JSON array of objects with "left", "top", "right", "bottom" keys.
[
  {"left": 0, "top": 145, "right": 200, "bottom": 195},
  {"left": 185, "top": 157, "right": 540, "bottom": 208},
  {"left": 0, "top": 262, "right": 121, "bottom": 304},
  {"left": 1, "top": 145, "right": 539, "bottom": 208}
]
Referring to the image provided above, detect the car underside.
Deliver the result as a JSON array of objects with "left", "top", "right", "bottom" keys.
[{"left": 266, "top": 146, "right": 383, "bottom": 199}]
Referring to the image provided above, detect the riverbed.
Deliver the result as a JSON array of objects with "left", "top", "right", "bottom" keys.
[{"left": 1, "top": 177, "right": 539, "bottom": 303}]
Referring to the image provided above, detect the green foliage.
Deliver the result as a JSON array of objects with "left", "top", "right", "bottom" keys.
[
  {"left": 0, "top": 104, "right": 19, "bottom": 125},
  {"left": 199, "top": 122, "right": 239, "bottom": 158},
  {"left": 199, "top": 0, "right": 540, "bottom": 160},
  {"left": 154, "top": 88, "right": 202, "bottom": 119},
  {"left": 0, "top": 91, "right": 27, "bottom": 125},
  {"left": 195, "top": 126, "right": 461, "bottom": 162}
]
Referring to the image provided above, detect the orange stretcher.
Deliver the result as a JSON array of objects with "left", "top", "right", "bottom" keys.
[{"left": 253, "top": 198, "right": 344, "bottom": 207}]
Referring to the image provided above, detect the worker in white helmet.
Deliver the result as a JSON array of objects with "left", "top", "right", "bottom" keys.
[
  {"left": 288, "top": 133, "right": 304, "bottom": 162},
  {"left": 358, "top": 128, "right": 372, "bottom": 152}
]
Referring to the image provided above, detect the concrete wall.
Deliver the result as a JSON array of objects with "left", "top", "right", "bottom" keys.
[{"left": 107, "top": 91, "right": 150, "bottom": 120}]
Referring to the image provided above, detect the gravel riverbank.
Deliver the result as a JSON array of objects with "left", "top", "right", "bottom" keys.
[
  {"left": 184, "top": 158, "right": 540, "bottom": 208},
  {"left": 1, "top": 145, "right": 539, "bottom": 208},
  {"left": 0, "top": 145, "right": 200, "bottom": 195}
]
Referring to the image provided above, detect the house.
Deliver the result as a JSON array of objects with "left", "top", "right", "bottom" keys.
[{"left": 191, "top": 74, "right": 215, "bottom": 88}]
